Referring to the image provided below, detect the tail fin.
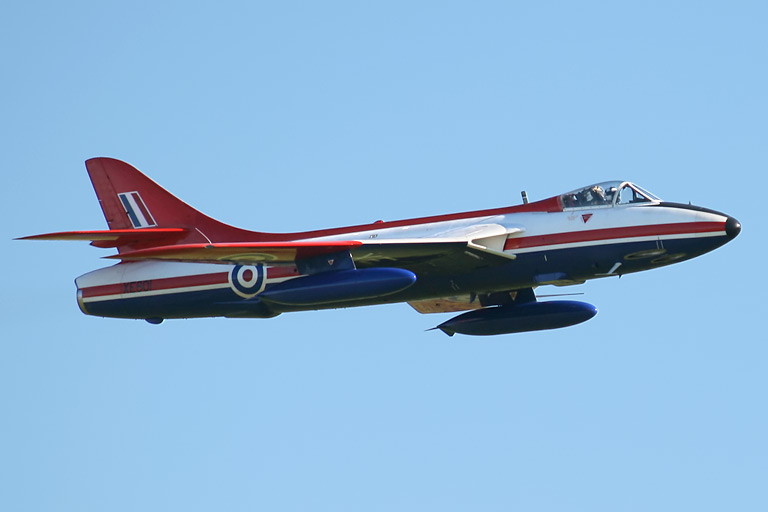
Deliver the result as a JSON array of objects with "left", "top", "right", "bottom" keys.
[{"left": 86, "top": 158, "right": 264, "bottom": 246}]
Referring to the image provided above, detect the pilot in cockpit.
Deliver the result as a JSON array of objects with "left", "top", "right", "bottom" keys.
[
  {"left": 580, "top": 185, "right": 607, "bottom": 206},
  {"left": 561, "top": 181, "right": 660, "bottom": 209}
]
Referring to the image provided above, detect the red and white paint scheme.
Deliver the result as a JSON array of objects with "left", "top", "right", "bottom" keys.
[{"left": 20, "top": 158, "right": 740, "bottom": 335}]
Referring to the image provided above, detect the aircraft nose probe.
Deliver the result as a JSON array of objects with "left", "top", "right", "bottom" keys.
[{"left": 726, "top": 216, "right": 741, "bottom": 240}]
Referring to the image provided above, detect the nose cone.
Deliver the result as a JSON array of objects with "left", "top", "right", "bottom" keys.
[{"left": 725, "top": 216, "right": 741, "bottom": 240}]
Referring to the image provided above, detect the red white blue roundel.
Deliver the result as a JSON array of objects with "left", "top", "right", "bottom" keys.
[{"left": 229, "top": 264, "right": 266, "bottom": 298}]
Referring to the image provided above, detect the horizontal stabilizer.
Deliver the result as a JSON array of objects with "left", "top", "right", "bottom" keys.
[{"left": 17, "top": 228, "right": 189, "bottom": 248}]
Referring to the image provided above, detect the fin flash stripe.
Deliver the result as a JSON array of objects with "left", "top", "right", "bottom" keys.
[{"left": 118, "top": 191, "right": 157, "bottom": 228}]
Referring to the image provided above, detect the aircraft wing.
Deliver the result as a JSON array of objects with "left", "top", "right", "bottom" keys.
[
  {"left": 107, "top": 238, "right": 516, "bottom": 266},
  {"left": 349, "top": 238, "right": 517, "bottom": 274},
  {"left": 104, "top": 227, "right": 520, "bottom": 275},
  {"left": 31, "top": 223, "right": 524, "bottom": 274}
]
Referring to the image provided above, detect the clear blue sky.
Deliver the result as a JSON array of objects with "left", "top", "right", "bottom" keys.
[{"left": 3, "top": 1, "right": 766, "bottom": 510}]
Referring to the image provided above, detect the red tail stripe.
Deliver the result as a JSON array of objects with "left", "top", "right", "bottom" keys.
[
  {"left": 504, "top": 222, "right": 725, "bottom": 251},
  {"left": 131, "top": 192, "right": 156, "bottom": 226}
]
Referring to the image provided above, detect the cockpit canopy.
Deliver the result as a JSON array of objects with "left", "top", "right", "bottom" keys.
[{"left": 560, "top": 181, "right": 661, "bottom": 209}]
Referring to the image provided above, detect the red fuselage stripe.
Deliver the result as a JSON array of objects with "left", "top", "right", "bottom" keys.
[
  {"left": 240, "top": 197, "right": 564, "bottom": 242},
  {"left": 267, "top": 266, "right": 299, "bottom": 279},
  {"left": 504, "top": 221, "right": 725, "bottom": 251},
  {"left": 80, "top": 266, "right": 300, "bottom": 298},
  {"left": 81, "top": 272, "right": 230, "bottom": 298}
]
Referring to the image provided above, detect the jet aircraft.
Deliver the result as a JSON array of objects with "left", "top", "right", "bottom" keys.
[{"left": 20, "top": 158, "right": 740, "bottom": 335}]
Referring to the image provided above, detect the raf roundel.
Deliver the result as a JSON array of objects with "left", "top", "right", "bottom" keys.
[{"left": 229, "top": 264, "right": 266, "bottom": 298}]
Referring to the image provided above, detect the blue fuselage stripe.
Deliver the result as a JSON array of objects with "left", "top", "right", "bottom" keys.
[{"left": 119, "top": 194, "right": 141, "bottom": 228}]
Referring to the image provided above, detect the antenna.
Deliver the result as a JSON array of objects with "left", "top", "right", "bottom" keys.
[{"left": 521, "top": 191, "right": 529, "bottom": 204}]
